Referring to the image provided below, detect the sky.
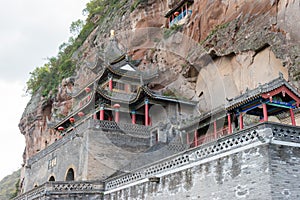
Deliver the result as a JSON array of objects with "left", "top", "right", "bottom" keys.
[{"left": 0, "top": 0, "right": 89, "bottom": 180}]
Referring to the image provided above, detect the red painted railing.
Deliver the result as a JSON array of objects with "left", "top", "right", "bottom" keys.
[{"left": 190, "top": 127, "right": 229, "bottom": 148}]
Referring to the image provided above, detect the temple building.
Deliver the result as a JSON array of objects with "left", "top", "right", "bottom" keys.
[
  {"left": 182, "top": 74, "right": 300, "bottom": 148},
  {"left": 53, "top": 54, "right": 198, "bottom": 135},
  {"left": 165, "top": 0, "right": 194, "bottom": 27},
  {"left": 15, "top": 32, "right": 300, "bottom": 200}
]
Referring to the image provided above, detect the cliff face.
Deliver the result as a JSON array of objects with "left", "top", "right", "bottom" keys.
[{"left": 19, "top": 0, "right": 299, "bottom": 171}]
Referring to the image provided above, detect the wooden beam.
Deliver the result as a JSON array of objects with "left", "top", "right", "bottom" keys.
[{"left": 262, "top": 85, "right": 300, "bottom": 106}]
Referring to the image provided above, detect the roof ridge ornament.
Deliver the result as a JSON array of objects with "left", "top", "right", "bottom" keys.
[
  {"left": 279, "top": 72, "right": 283, "bottom": 79},
  {"left": 256, "top": 82, "right": 262, "bottom": 93}
]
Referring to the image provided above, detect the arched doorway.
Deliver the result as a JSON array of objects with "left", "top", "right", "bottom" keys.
[
  {"left": 65, "top": 168, "right": 75, "bottom": 181},
  {"left": 49, "top": 176, "right": 55, "bottom": 181}
]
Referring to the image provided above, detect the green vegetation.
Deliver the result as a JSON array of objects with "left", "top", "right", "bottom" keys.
[
  {"left": 0, "top": 169, "right": 20, "bottom": 200},
  {"left": 162, "top": 88, "right": 188, "bottom": 100},
  {"left": 163, "top": 24, "right": 183, "bottom": 39},
  {"left": 130, "top": 0, "right": 147, "bottom": 12},
  {"left": 200, "top": 22, "right": 230, "bottom": 45},
  {"left": 26, "top": 21, "right": 93, "bottom": 96},
  {"left": 26, "top": 0, "right": 130, "bottom": 97}
]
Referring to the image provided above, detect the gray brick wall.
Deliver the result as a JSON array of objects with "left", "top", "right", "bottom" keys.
[
  {"left": 104, "top": 145, "right": 273, "bottom": 200},
  {"left": 23, "top": 128, "right": 149, "bottom": 192},
  {"left": 87, "top": 129, "right": 149, "bottom": 180},
  {"left": 269, "top": 144, "right": 300, "bottom": 199},
  {"left": 23, "top": 134, "right": 89, "bottom": 192}
]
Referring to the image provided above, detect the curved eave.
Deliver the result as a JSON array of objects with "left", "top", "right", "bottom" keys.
[
  {"left": 106, "top": 65, "right": 158, "bottom": 82},
  {"left": 96, "top": 86, "right": 197, "bottom": 106},
  {"left": 54, "top": 90, "right": 96, "bottom": 129},
  {"left": 225, "top": 94, "right": 261, "bottom": 111},
  {"left": 96, "top": 86, "right": 144, "bottom": 105},
  {"left": 109, "top": 54, "right": 126, "bottom": 65},
  {"left": 283, "top": 82, "right": 300, "bottom": 98}
]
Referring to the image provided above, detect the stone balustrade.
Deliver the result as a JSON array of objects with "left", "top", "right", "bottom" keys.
[
  {"left": 104, "top": 122, "right": 300, "bottom": 191},
  {"left": 263, "top": 122, "right": 300, "bottom": 143},
  {"left": 92, "top": 119, "right": 150, "bottom": 138},
  {"left": 14, "top": 181, "right": 104, "bottom": 200},
  {"left": 19, "top": 122, "right": 300, "bottom": 199},
  {"left": 27, "top": 119, "right": 150, "bottom": 166}
]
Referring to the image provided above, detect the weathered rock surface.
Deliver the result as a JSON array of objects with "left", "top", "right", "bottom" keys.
[{"left": 196, "top": 47, "right": 289, "bottom": 111}]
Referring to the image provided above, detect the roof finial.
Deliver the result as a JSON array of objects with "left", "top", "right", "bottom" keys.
[{"left": 279, "top": 72, "right": 283, "bottom": 79}]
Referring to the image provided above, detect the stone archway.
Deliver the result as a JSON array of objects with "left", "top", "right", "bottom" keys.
[
  {"left": 49, "top": 176, "right": 55, "bottom": 181},
  {"left": 65, "top": 168, "right": 75, "bottom": 181}
]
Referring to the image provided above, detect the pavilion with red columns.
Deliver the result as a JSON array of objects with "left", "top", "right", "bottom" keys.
[
  {"left": 188, "top": 75, "right": 300, "bottom": 148},
  {"left": 54, "top": 55, "right": 197, "bottom": 132},
  {"left": 226, "top": 74, "right": 300, "bottom": 130}
]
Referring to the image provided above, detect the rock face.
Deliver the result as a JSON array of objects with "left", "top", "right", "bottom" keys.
[
  {"left": 18, "top": 0, "right": 300, "bottom": 187},
  {"left": 196, "top": 47, "right": 289, "bottom": 111}
]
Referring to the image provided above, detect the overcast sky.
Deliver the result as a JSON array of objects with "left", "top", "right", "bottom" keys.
[{"left": 0, "top": 0, "right": 89, "bottom": 180}]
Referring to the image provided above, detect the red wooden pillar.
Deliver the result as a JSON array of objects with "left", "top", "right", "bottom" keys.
[
  {"left": 239, "top": 113, "right": 244, "bottom": 130},
  {"left": 109, "top": 76, "right": 113, "bottom": 91},
  {"left": 186, "top": 132, "right": 190, "bottom": 145},
  {"left": 126, "top": 84, "right": 131, "bottom": 93},
  {"left": 113, "top": 104, "right": 120, "bottom": 123},
  {"left": 194, "top": 130, "right": 198, "bottom": 147},
  {"left": 100, "top": 106, "right": 104, "bottom": 121},
  {"left": 227, "top": 113, "right": 232, "bottom": 134},
  {"left": 93, "top": 113, "right": 97, "bottom": 120},
  {"left": 290, "top": 108, "right": 296, "bottom": 126},
  {"left": 262, "top": 103, "right": 268, "bottom": 122},
  {"left": 213, "top": 121, "right": 217, "bottom": 139},
  {"left": 145, "top": 99, "right": 149, "bottom": 126},
  {"left": 115, "top": 110, "right": 119, "bottom": 123},
  {"left": 131, "top": 110, "right": 136, "bottom": 124}
]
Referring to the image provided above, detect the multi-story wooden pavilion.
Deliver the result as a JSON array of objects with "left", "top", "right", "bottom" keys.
[{"left": 54, "top": 55, "right": 197, "bottom": 133}]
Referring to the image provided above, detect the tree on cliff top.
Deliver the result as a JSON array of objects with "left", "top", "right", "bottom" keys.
[{"left": 26, "top": 0, "right": 129, "bottom": 97}]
